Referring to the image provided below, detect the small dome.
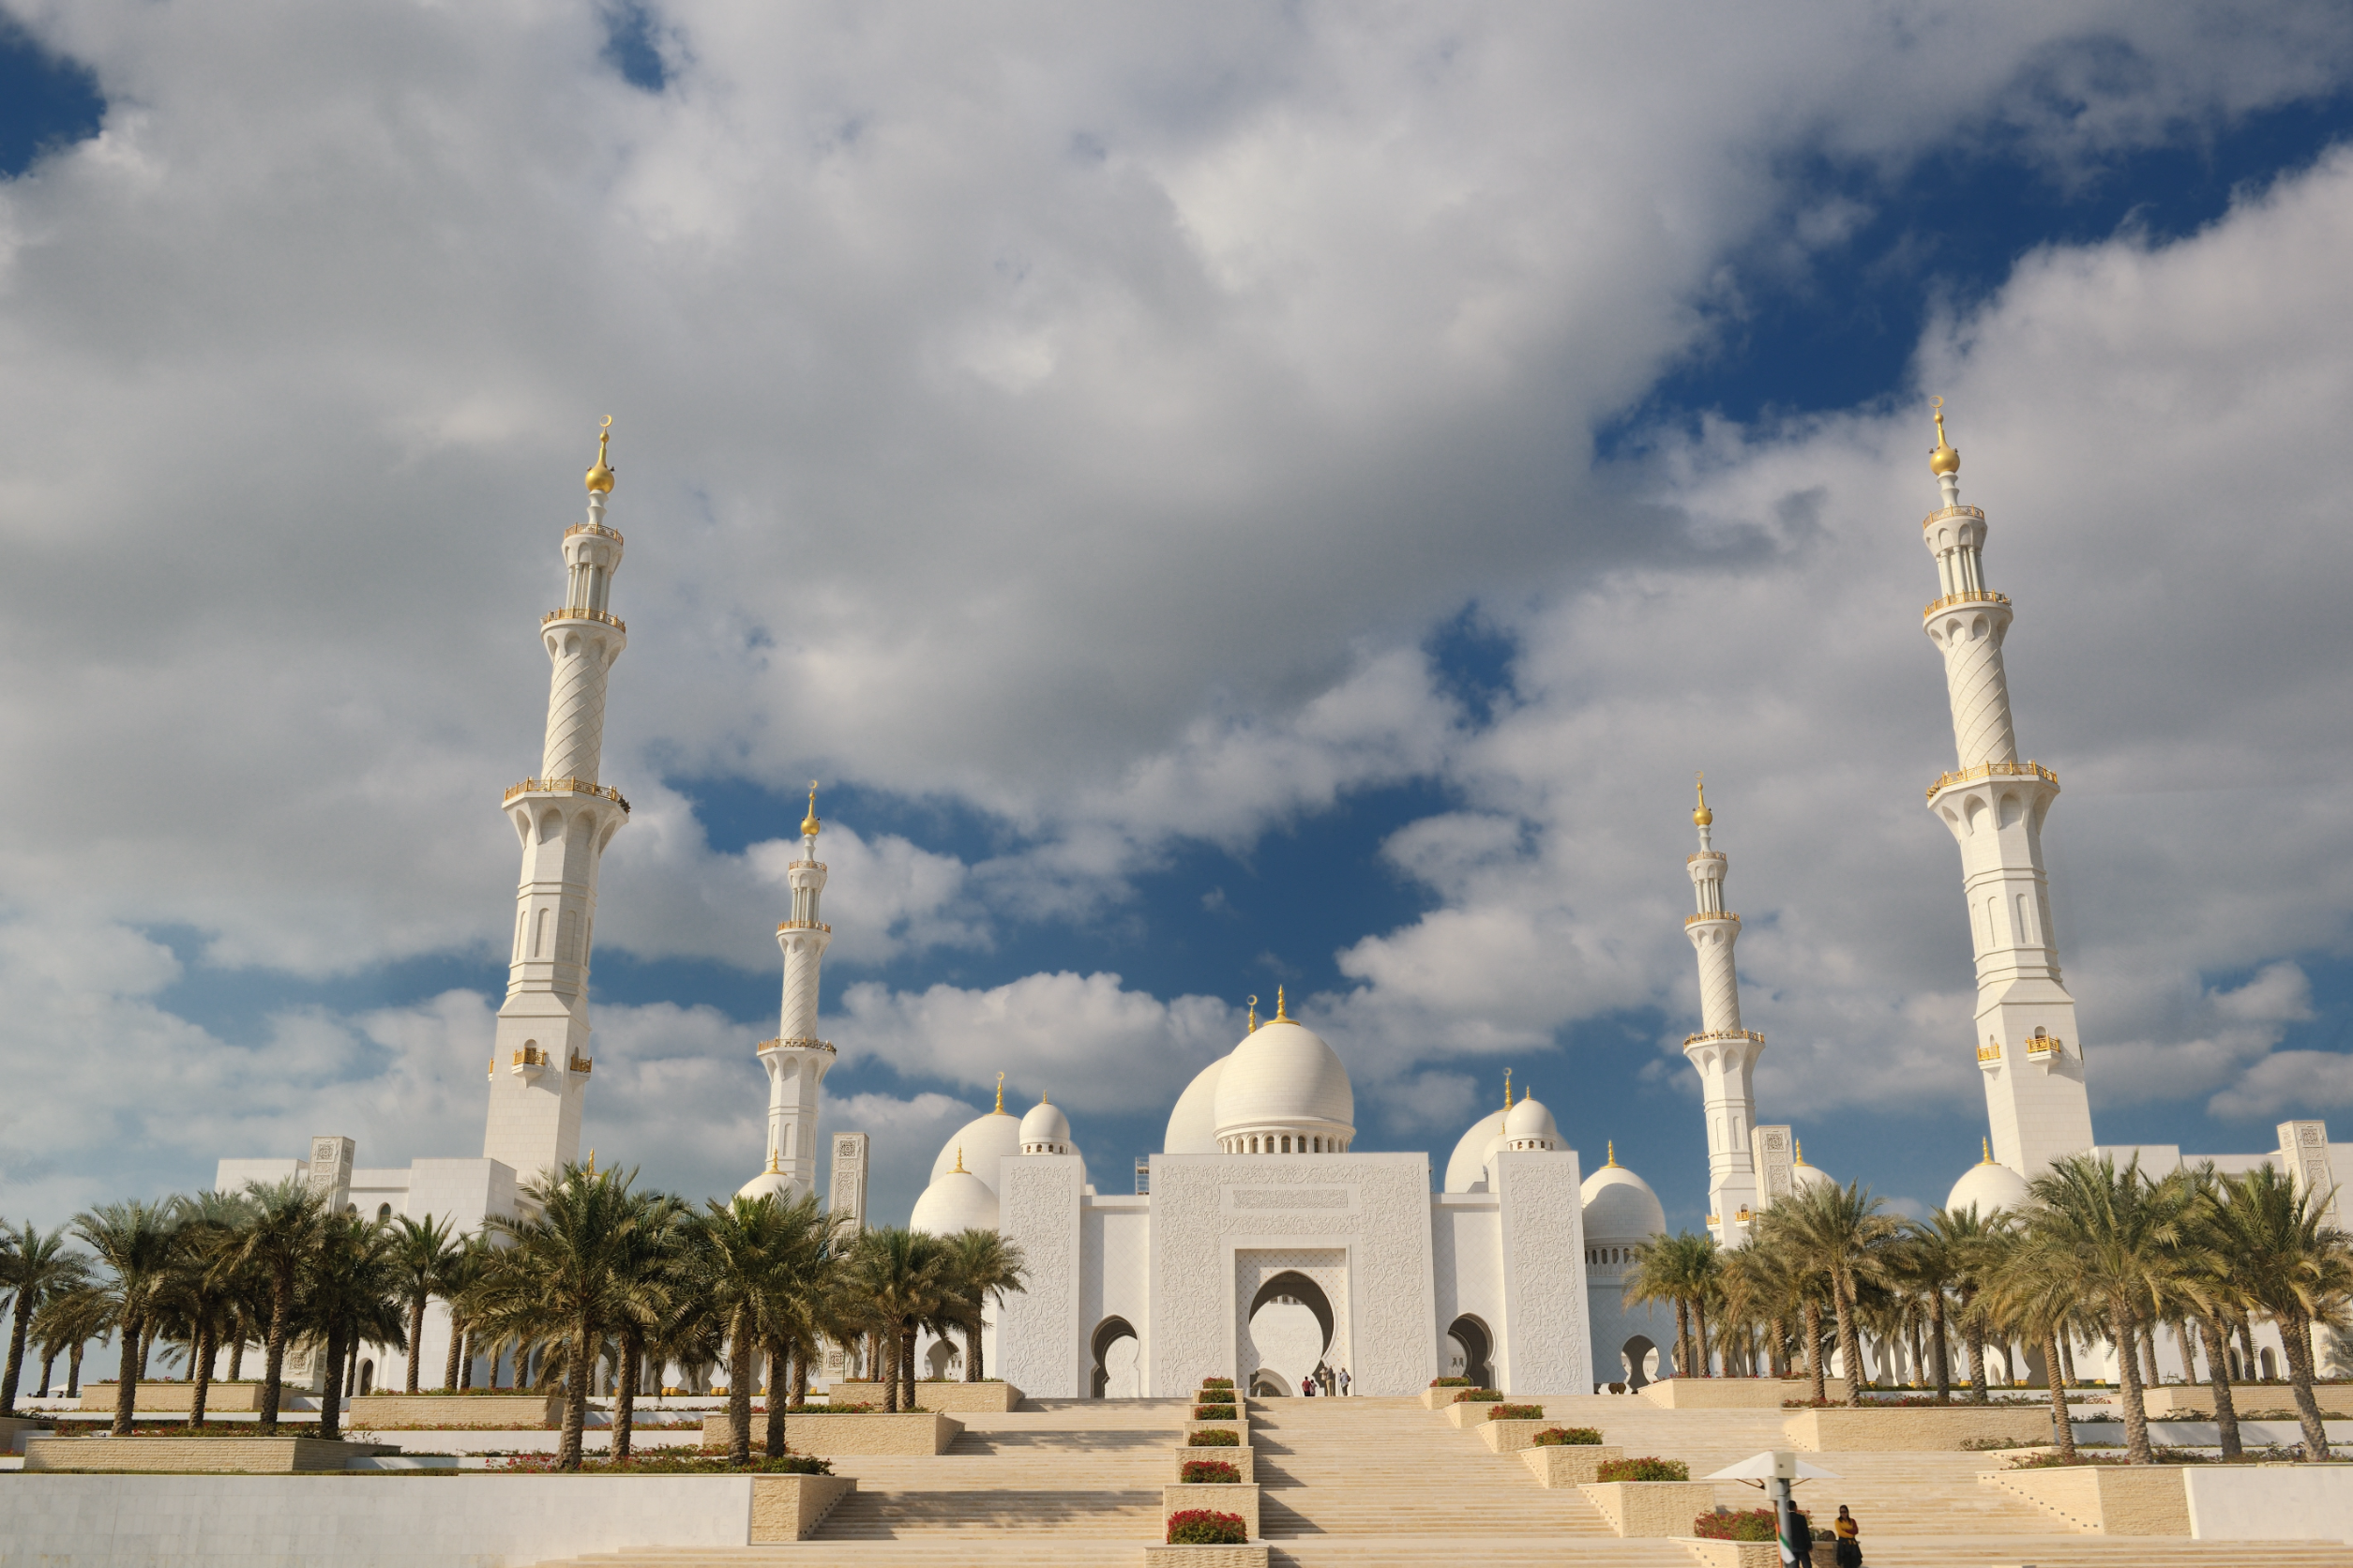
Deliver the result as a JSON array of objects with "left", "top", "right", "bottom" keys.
[
  {"left": 1443, "top": 1109, "right": 1511, "bottom": 1192},
  {"left": 1503, "top": 1093, "right": 1560, "bottom": 1148},
  {"left": 734, "top": 1167, "right": 794, "bottom": 1203},
  {"left": 931, "top": 1110, "right": 1024, "bottom": 1189},
  {"left": 1581, "top": 1160, "right": 1667, "bottom": 1243},
  {"left": 1213, "top": 1018, "right": 1354, "bottom": 1142},
  {"left": 1165, "top": 1055, "right": 1229, "bottom": 1154},
  {"left": 1020, "top": 1097, "right": 1072, "bottom": 1153},
  {"left": 1946, "top": 1151, "right": 2029, "bottom": 1217},
  {"left": 910, "top": 1166, "right": 999, "bottom": 1235}
]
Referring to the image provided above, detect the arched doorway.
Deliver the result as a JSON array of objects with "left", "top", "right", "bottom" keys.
[
  {"left": 1444, "top": 1315, "right": 1494, "bottom": 1388},
  {"left": 1090, "top": 1316, "right": 1139, "bottom": 1398},
  {"left": 1621, "top": 1335, "right": 1659, "bottom": 1390},
  {"left": 1245, "top": 1270, "right": 1335, "bottom": 1395},
  {"left": 926, "top": 1339, "right": 959, "bottom": 1380}
]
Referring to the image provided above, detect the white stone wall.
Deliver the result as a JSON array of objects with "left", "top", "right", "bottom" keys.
[
  {"left": 1431, "top": 1192, "right": 1504, "bottom": 1379},
  {"left": 995, "top": 1153, "right": 1086, "bottom": 1397},
  {"left": 1081, "top": 1194, "right": 1152, "bottom": 1392},
  {"left": 1494, "top": 1150, "right": 1591, "bottom": 1394}
]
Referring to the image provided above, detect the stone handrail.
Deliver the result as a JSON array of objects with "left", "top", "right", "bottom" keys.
[
  {"left": 1920, "top": 504, "right": 1986, "bottom": 529},
  {"left": 565, "top": 521, "right": 625, "bottom": 545},
  {"left": 1684, "top": 911, "right": 1739, "bottom": 926},
  {"left": 758, "top": 1035, "right": 837, "bottom": 1055},
  {"left": 505, "top": 776, "right": 631, "bottom": 812},
  {"left": 1683, "top": 1029, "right": 1765, "bottom": 1046}
]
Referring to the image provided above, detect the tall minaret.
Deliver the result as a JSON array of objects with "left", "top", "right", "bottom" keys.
[
  {"left": 1682, "top": 775, "right": 1765, "bottom": 1245},
  {"left": 482, "top": 420, "right": 632, "bottom": 1180},
  {"left": 755, "top": 784, "right": 837, "bottom": 1199},
  {"left": 1917, "top": 401, "right": 2092, "bottom": 1177}
]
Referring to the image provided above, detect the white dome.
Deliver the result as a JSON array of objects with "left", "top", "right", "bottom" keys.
[
  {"left": 1443, "top": 1108, "right": 1511, "bottom": 1192},
  {"left": 1212, "top": 1018, "right": 1354, "bottom": 1143},
  {"left": 1580, "top": 1159, "right": 1667, "bottom": 1243},
  {"left": 1164, "top": 1055, "right": 1229, "bottom": 1154},
  {"left": 1503, "top": 1093, "right": 1560, "bottom": 1148},
  {"left": 1946, "top": 1153, "right": 2029, "bottom": 1217},
  {"left": 910, "top": 1167, "right": 1000, "bottom": 1235},
  {"left": 1791, "top": 1153, "right": 1835, "bottom": 1191},
  {"left": 734, "top": 1167, "right": 794, "bottom": 1203},
  {"left": 931, "top": 1109, "right": 1024, "bottom": 1189},
  {"left": 1020, "top": 1098, "right": 1072, "bottom": 1153}
]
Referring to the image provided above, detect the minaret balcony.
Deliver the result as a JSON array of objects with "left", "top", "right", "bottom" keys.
[
  {"left": 1683, "top": 1029, "right": 1765, "bottom": 1046},
  {"left": 505, "top": 776, "right": 632, "bottom": 813},
  {"left": 777, "top": 920, "right": 833, "bottom": 933},
  {"left": 1920, "top": 503, "right": 1986, "bottom": 530},
  {"left": 544, "top": 607, "right": 627, "bottom": 633},
  {"left": 1922, "top": 589, "right": 2010, "bottom": 619},
  {"left": 1923, "top": 760, "right": 2057, "bottom": 805},
  {"left": 565, "top": 520, "right": 626, "bottom": 546},
  {"left": 758, "top": 1035, "right": 837, "bottom": 1055},
  {"left": 1684, "top": 910, "right": 1739, "bottom": 927}
]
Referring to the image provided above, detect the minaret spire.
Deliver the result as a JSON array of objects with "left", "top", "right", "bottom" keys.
[
  {"left": 753, "top": 779, "right": 837, "bottom": 1199},
  {"left": 1681, "top": 777, "right": 1764, "bottom": 1245},
  {"left": 482, "top": 422, "right": 633, "bottom": 1179},
  {"left": 1916, "top": 403, "right": 2091, "bottom": 1177}
]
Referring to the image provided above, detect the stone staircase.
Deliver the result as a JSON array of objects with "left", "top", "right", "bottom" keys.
[{"left": 528, "top": 1392, "right": 2353, "bottom": 1568}]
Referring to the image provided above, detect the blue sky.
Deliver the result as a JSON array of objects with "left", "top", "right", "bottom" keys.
[{"left": 3, "top": 5, "right": 2352, "bottom": 1248}]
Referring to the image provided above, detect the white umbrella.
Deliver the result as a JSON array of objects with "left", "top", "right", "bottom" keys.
[{"left": 1708, "top": 1450, "right": 1842, "bottom": 1482}]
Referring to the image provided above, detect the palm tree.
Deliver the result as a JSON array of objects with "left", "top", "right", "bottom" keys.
[
  {"left": 71, "top": 1199, "right": 180, "bottom": 1435},
  {"left": 2014, "top": 1153, "right": 2196, "bottom": 1463},
  {"left": 31, "top": 1282, "right": 110, "bottom": 1400},
  {"left": 1924, "top": 1203, "right": 2009, "bottom": 1403},
  {"left": 2173, "top": 1164, "right": 2253, "bottom": 1458},
  {"left": 940, "top": 1229, "right": 1028, "bottom": 1383},
  {"left": 154, "top": 1191, "right": 252, "bottom": 1428},
  {"left": 386, "top": 1214, "right": 462, "bottom": 1395},
  {"left": 439, "top": 1235, "right": 494, "bottom": 1390},
  {"left": 221, "top": 1177, "right": 327, "bottom": 1433},
  {"left": 299, "top": 1214, "right": 407, "bottom": 1442},
  {"left": 1, "top": 1222, "right": 87, "bottom": 1415},
  {"left": 1895, "top": 1213, "right": 1973, "bottom": 1402},
  {"left": 1625, "top": 1231, "right": 1714, "bottom": 1379},
  {"left": 844, "top": 1227, "right": 948, "bottom": 1414},
  {"left": 686, "top": 1194, "right": 822, "bottom": 1463},
  {"left": 2203, "top": 1163, "right": 2353, "bottom": 1462},
  {"left": 1976, "top": 1224, "right": 2081, "bottom": 1461},
  {"left": 1757, "top": 1181, "right": 1900, "bottom": 1408}
]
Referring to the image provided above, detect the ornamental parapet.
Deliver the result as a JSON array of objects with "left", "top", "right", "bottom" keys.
[
  {"left": 1683, "top": 1029, "right": 1766, "bottom": 1047},
  {"left": 505, "top": 776, "right": 632, "bottom": 812},
  {"left": 1923, "top": 760, "right": 2057, "bottom": 803},
  {"left": 544, "top": 607, "right": 627, "bottom": 633},
  {"left": 777, "top": 920, "right": 833, "bottom": 933},
  {"left": 1921, "top": 504, "right": 1986, "bottom": 529},
  {"left": 565, "top": 521, "right": 625, "bottom": 545},
  {"left": 758, "top": 1035, "right": 837, "bottom": 1055},
  {"left": 1978, "top": 1039, "right": 2003, "bottom": 1063},
  {"left": 1923, "top": 589, "right": 2010, "bottom": 618},
  {"left": 1684, "top": 911, "right": 1739, "bottom": 926},
  {"left": 2024, "top": 1029, "right": 2065, "bottom": 1058}
]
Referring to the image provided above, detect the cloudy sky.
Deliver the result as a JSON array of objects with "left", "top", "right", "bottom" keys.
[{"left": 3, "top": 2, "right": 2351, "bottom": 1244}]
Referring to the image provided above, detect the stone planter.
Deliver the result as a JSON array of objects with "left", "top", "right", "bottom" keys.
[
  {"left": 1782, "top": 1404, "right": 2054, "bottom": 1452},
  {"left": 1182, "top": 1420, "right": 1249, "bottom": 1444},
  {"left": 1142, "top": 1548, "right": 1269, "bottom": 1568},
  {"left": 78, "top": 1382, "right": 266, "bottom": 1413},
  {"left": 1577, "top": 1481, "right": 1719, "bottom": 1538},
  {"left": 748, "top": 1473, "right": 858, "bottom": 1541},
  {"left": 1478, "top": 1418, "right": 1561, "bottom": 1454},
  {"left": 23, "top": 1436, "right": 392, "bottom": 1473},
  {"left": 700, "top": 1410, "right": 961, "bottom": 1455},
  {"left": 1164, "top": 1481, "right": 1259, "bottom": 1541},
  {"left": 1671, "top": 1538, "right": 1781, "bottom": 1568},
  {"left": 1520, "top": 1443, "right": 1625, "bottom": 1487},
  {"left": 1, "top": 1415, "right": 56, "bottom": 1453},
  {"left": 1986, "top": 1464, "right": 2193, "bottom": 1536},
  {"left": 1442, "top": 1399, "right": 1506, "bottom": 1428},
  {"left": 1418, "top": 1385, "right": 1490, "bottom": 1410},
  {"left": 1638, "top": 1378, "right": 1847, "bottom": 1410},
  {"left": 824, "top": 1380, "right": 1025, "bottom": 1412},
  {"left": 2139, "top": 1382, "right": 2352, "bottom": 1418},
  {"left": 1173, "top": 1446, "right": 1256, "bottom": 1482},
  {"left": 346, "top": 1392, "right": 564, "bottom": 1428}
]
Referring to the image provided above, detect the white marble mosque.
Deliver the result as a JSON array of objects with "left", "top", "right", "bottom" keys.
[{"left": 216, "top": 415, "right": 2352, "bottom": 1397}]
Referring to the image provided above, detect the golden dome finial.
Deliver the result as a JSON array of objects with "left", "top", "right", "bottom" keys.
[
  {"left": 953, "top": 1145, "right": 965, "bottom": 1175},
  {"left": 768, "top": 1147, "right": 781, "bottom": 1174},
  {"left": 1246, "top": 994, "right": 1259, "bottom": 1033},
  {"left": 801, "top": 781, "right": 821, "bottom": 839},
  {"left": 586, "top": 1147, "right": 597, "bottom": 1175},
  {"left": 1929, "top": 397, "right": 1959, "bottom": 477},
  {"left": 1502, "top": 1067, "right": 1512, "bottom": 1112},
  {"left": 1981, "top": 1136, "right": 1993, "bottom": 1165},
  {"left": 585, "top": 415, "right": 616, "bottom": 493},
  {"left": 1794, "top": 1137, "right": 1807, "bottom": 1166},
  {"left": 1606, "top": 1139, "right": 1618, "bottom": 1168},
  {"left": 1693, "top": 771, "right": 1713, "bottom": 828},
  {"left": 1275, "top": 987, "right": 1290, "bottom": 1022},
  {"left": 994, "top": 1071, "right": 1004, "bottom": 1115}
]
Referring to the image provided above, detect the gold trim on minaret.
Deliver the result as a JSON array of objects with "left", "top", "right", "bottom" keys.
[
  {"left": 586, "top": 415, "right": 616, "bottom": 492},
  {"left": 1929, "top": 397, "right": 1959, "bottom": 477},
  {"left": 1693, "top": 771, "right": 1712, "bottom": 828},
  {"left": 801, "top": 781, "right": 822, "bottom": 839}
]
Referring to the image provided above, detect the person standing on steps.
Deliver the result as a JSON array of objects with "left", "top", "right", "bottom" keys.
[
  {"left": 1338, "top": 1366, "right": 1351, "bottom": 1396},
  {"left": 1831, "top": 1504, "right": 1861, "bottom": 1567}
]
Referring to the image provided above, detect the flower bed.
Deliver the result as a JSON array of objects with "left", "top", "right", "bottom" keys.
[
  {"left": 1430, "top": 1377, "right": 1472, "bottom": 1388},
  {"left": 1199, "top": 1378, "right": 1234, "bottom": 1391},
  {"left": 1533, "top": 1426, "right": 1604, "bottom": 1446},
  {"left": 1188, "top": 1428, "right": 1241, "bottom": 1447},
  {"left": 1597, "top": 1456, "right": 1688, "bottom": 1482},
  {"left": 496, "top": 1450, "right": 833, "bottom": 1474},
  {"left": 1488, "top": 1403, "right": 1544, "bottom": 1421},
  {"left": 1181, "top": 1458, "right": 1242, "bottom": 1484},
  {"left": 1192, "top": 1404, "right": 1239, "bottom": 1420},
  {"left": 1168, "top": 1508, "right": 1247, "bottom": 1545},
  {"left": 1450, "top": 1387, "right": 1502, "bottom": 1403}
]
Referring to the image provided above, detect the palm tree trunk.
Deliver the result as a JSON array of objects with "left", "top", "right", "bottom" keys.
[
  {"left": 444, "top": 1317, "right": 462, "bottom": 1392},
  {"left": 2042, "top": 1325, "right": 2076, "bottom": 1460},
  {"left": 882, "top": 1326, "right": 901, "bottom": 1412},
  {"left": 317, "top": 1321, "right": 347, "bottom": 1442},
  {"left": 406, "top": 1296, "right": 427, "bottom": 1395},
  {"left": 558, "top": 1323, "right": 592, "bottom": 1471},
  {"left": 2112, "top": 1304, "right": 2151, "bottom": 1465},
  {"left": 2200, "top": 1317, "right": 2243, "bottom": 1460},
  {"left": 791, "top": 1346, "right": 809, "bottom": 1408},
  {"left": 726, "top": 1312, "right": 754, "bottom": 1465},
  {"left": 1802, "top": 1298, "right": 1826, "bottom": 1403},
  {"left": 1965, "top": 1319, "right": 1989, "bottom": 1403},
  {"left": 227, "top": 1333, "right": 245, "bottom": 1384},
  {"left": 2139, "top": 1326, "right": 2161, "bottom": 1392},
  {"left": 189, "top": 1320, "right": 216, "bottom": 1429},
  {"left": 260, "top": 1269, "right": 293, "bottom": 1435},
  {"left": 2278, "top": 1309, "right": 2330, "bottom": 1462},
  {"left": 38, "top": 1348, "right": 56, "bottom": 1398},
  {"left": 900, "top": 1321, "right": 917, "bottom": 1410},
  {"left": 1833, "top": 1282, "right": 1865, "bottom": 1410},
  {"left": 965, "top": 1313, "right": 982, "bottom": 1382},
  {"left": 1695, "top": 1298, "right": 1712, "bottom": 1377},
  {"left": 613, "top": 1333, "right": 640, "bottom": 1460},
  {"left": 68, "top": 1341, "right": 84, "bottom": 1397},
  {"left": 1673, "top": 1298, "right": 1691, "bottom": 1380},
  {"left": 1930, "top": 1293, "right": 1952, "bottom": 1403},
  {"left": 764, "top": 1345, "right": 787, "bottom": 1456},
  {"left": 0, "top": 1296, "right": 30, "bottom": 1414},
  {"left": 2239, "top": 1318, "right": 2260, "bottom": 1382},
  {"left": 112, "top": 1315, "right": 143, "bottom": 1437}
]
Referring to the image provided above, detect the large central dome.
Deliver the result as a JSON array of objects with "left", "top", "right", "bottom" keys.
[{"left": 1212, "top": 1012, "right": 1354, "bottom": 1154}]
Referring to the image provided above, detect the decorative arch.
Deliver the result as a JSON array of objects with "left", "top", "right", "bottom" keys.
[
  {"left": 1445, "top": 1314, "right": 1494, "bottom": 1389},
  {"left": 1621, "top": 1334, "right": 1659, "bottom": 1390},
  {"left": 1090, "top": 1316, "right": 1138, "bottom": 1399}
]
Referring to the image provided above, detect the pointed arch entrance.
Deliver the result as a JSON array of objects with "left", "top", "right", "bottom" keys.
[
  {"left": 1239, "top": 1256, "right": 1346, "bottom": 1395},
  {"left": 1091, "top": 1316, "right": 1139, "bottom": 1398},
  {"left": 1444, "top": 1314, "right": 1493, "bottom": 1388}
]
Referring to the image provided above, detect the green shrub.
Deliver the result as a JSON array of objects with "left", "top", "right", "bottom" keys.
[
  {"left": 1694, "top": 1507, "right": 1779, "bottom": 1542},
  {"left": 1199, "top": 1377, "right": 1234, "bottom": 1390},
  {"left": 1180, "top": 1458, "right": 1242, "bottom": 1484},
  {"left": 1488, "top": 1403, "right": 1544, "bottom": 1421},
  {"left": 1430, "top": 1377, "right": 1472, "bottom": 1388},
  {"left": 1531, "top": 1426, "right": 1604, "bottom": 1446},
  {"left": 1449, "top": 1388, "right": 1501, "bottom": 1403},
  {"left": 1187, "top": 1428, "right": 1241, "bottom": 1447},
  {"left": 1166, "top": 1508, "right": 1247, "bottom": 1545},
  {"left": 1191, "top": 1404, "right": 1238, "bottom": 1420},
  {"left": 1595, "top": 1456, "right": 1688, "bottom": 1482}
]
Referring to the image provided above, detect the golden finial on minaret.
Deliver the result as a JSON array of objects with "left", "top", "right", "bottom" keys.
[
  {"left": 1502, "top": 1067, "right": 1512, "bottom": 1112},
  {"left": 953, "top": 1146, "right": 965, "bottom": 1174},
  {"left": 801, "top": 781, "right": 821, "bottom": 839},
  {"left": 1929, "top": 396, "right": 1960, "bottom": 477},
  {"left": 1693, "top": 771, "right": 1712, "bottom": 828},
  {"left": 1275, "top": 987, "right": 1290, "bottom": 1022},
  {"left": 1246, "top": 995, "right": 1259, "bottom": 1033},
  {"left": 586, "top": 1148, "right": 597, "bottom": 1174},
  {"left": 1981, "top": 1137, "right": 1992, "bottom": 1165},
  {"left": 1794, "top": 1138, "right": 1807, "bottom": 1166},
  {"left": 994, "top": 1071, "right": 1005, "bottom": 1115},
  {"left": 768, "top": 1147, "right": 781, "bottom": 1174},
  {"left": 1606, "top": 1140, "right": 1618, "bottom": 1168},
  {"left": 585, "top": 415, "right": 616, "bottom": 493}
]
